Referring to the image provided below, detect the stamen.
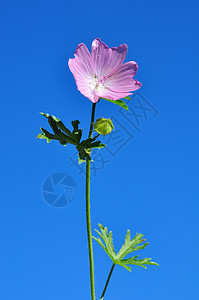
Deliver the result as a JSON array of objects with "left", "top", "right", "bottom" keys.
[{"left": 89, "top": 76, "right": 107, "bottom": 93}]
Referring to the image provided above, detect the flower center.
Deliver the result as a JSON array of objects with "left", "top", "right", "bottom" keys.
[{"left": 89, "top": 76, "right": 107, "bottom": 93}]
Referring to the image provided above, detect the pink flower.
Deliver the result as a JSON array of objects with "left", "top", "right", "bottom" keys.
[{"left": 68, "top": 38, "right": 142, "bottom": 103}]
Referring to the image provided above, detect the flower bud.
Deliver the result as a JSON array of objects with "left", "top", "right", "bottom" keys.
[{"left": 94, "top": 118, "right": 114, "bottom": 135}]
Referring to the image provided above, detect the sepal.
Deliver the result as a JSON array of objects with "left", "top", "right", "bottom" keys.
[{"left": 101, "top": 96, "right": 131, "bottom": 111}]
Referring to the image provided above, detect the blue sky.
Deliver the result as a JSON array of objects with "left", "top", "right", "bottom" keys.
[{"left": 1, "top": 0, "right": 199, "bottom": 299}]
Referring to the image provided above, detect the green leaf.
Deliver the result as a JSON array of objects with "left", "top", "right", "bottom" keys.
[
  {"left": 117, "top": 231, "right": 145, "bottom": 260},
  {"left": 48, "top": 116, "right": 61, "bottom": 135},
  {"left": 37, "top": 133, "right": 52, "bottom": 143},
  {"left": 71, "top": 120, "right": 82, "bottom": 144},
  {"left": 93, "top": 224, "right": 116, "bottom": 261},
  {"left": 38, "top": 112, "right": 79, "bottom": 146},
  {"left": 77, "top": 137, "right": 106, "bottom": 155},
  {"left": 40, "top": 112, "right": 50, "bottom": 118},
  {"left": 38, "top": 112, "right": 106, "bottom": 162},
  {"left": 78, "top": 155, "right": 86, "bottom": 164},
  {"left": 40, "top": 128, "right": 57, "bottom": 140},
  {"left": 56, "top": 120, "right": 75, "bottom": 139},
  {"left": 102, "top": 98, "right": 129, "bottom": 111},
  {"left": 52, "top": 115, "right": 61, "bottom": 122},
  {"left": 40, "top": 112, "right": 77, "bottom": 143},
  {"left": 93, "top": 224, "right": 159, "bottom": 272},
  {"left": 88, "top": 141, "right": 106, "bottom": 149},
  {"left": 121, "top": 257, "right": 159, "bottom": 270},
  {"left": 71, "top": 120, "right": 80, "bottom": 131},
  {"left": 123, "top": 96, "right": 131, "bottom": 100},
  {"left": 76, "top": 139, "right": 105, "bottom": 164},
  {"left": 37, "top": 127, "right": 59, "bottom": 144}
]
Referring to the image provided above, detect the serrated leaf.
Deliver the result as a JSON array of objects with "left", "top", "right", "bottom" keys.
[
  {"left": 37, "top": 133, "right": 52, "bottom": 143},
  {"left": 38, "top": 112, "right": 79, "bottom": 146},
  {"left": 77, "top": 147, "right": 91, "bottom": 162},
  {"left": 37, "top": 127, "right": 59, "bottom": 143},
  {"left": 115, "top": 260, "right": 132, "bottom": 271},
  {"left": 89, "top": 141, "right": 106, "bottom": 149},
  {"left": 129, "top": 242, "right": 149, "bottom": 253},
  {"left": 40, "top": 127, "right": 57, "bottom": 140},
  {"left": 52, "top": 115, "right": 60, "bottom": 122},
  {"left": 71, "top": 120, "right": 80, "bottom": 130},
  {"left": 93, "top": 224, "right": 158, "bottom": 272},
  {"left": 102, "top": 98, "right": 129, "bottom": 111},
  {"left": 40, "top": 112, "right": 50, "bottom": 118},
  {"left": 55, "top": 119, "right": 75, "bottom": 140},
  {"left": 78, "top": 155, "right": 86, "bottom": 164},
  {"left": 121, "top": 257, "right": 159, "bottom": 270},
  {"left": 93, "top": 224, "right": 116, "bottom": 260},
  {"left": 48, "top": 116, "right": 61, "bottom": 135},
  {"left": 92, "top": 236, "right": 113, "bottom": 260},
  {"left": 76, "top": 137, "right": 106, "bottom": 161},
  {"left": 117, "top": 231, "right": 144, "bottom": 260},
  {"left": 71, "top": 120, "right": 82, "bottom": 144},
  {"left": 38, "top": 113, "right": 106, "bottom": 162},
  {"left": 40, "top": 112, "right": 77, "bottom": 143}
]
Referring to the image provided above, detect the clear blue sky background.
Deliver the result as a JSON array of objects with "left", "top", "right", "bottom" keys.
[{"left": 1, "top": 0, "right": 199, "bottom": 299}]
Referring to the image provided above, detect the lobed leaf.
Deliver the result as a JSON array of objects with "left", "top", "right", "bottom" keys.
[
  {"left": 93, "top": 224, "right": 158, "bottom": 272},
  {"left": 37, "top": 133, "right": 52, "bottom": 143},
  {"left": 38, "top": 113, "right": 107, "bottom": 162},
  {"left": 117, "top": 231, "right": 145, "bottom": 260},
  {"left": 121, "top": 257, "right": 159, "bottom": 270}
]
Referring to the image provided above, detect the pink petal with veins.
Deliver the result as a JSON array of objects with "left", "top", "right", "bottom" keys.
[
  {"left": 68, "top": 43, "right": 97, "bottom": 102},
  {"left": 103, "top": 61, "right": 142, "bottom": 99},
  {"left": 91, "top": 38, "right": 128, "bottom": 78},
  {"left": 68, "top": 38, "right": 141, "bottom": 103}
]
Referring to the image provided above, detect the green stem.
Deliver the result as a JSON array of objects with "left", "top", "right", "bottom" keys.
[
  {"left": 100, "top": 264, "right": 115, "bottom": 300},
  {"left": 88, "top": 103, "right": 96, "bottom": 138},
  {"left": 86, "top": 102, "right": 96, "bottom": 300}
]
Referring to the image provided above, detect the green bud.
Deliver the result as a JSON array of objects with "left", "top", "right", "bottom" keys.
[{"left": 94, "top": 118, "right": 114, "bottom": 135}]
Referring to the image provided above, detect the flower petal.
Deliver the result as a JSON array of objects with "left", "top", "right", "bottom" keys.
[
  {"left": 73, "top": 76, "right": 99, "bottom": 103},
  {"left": 68, "top": 43, "right": 94, "bottom": 79},
  {"left": 91, "top": 38, "right": 127, "bottom": 78},
  {"left": 96, "top": 61, "right": 141, "bottom": 100},
  {"left": 69, "top": 43, "right": 98, "bottom": 102},
  {"left": 96, "top": 89, "right": 132, "bottom": 101},
  {"left": 105, "top": 61, "right": 141, "bottom": 90}
]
